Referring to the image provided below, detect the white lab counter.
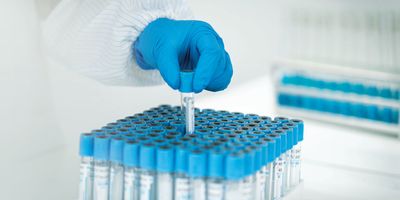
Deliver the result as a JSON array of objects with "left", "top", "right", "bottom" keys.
[{"left": 3, "top": 75, "right": 399, "bottom": 200}]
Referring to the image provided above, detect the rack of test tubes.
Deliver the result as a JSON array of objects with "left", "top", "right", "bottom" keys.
[
  {"left": 272, "top": 60, "right": 399, "bottom": 137},
  {"left": 79, "top": 104, "right": 304, "bottom": 200}
]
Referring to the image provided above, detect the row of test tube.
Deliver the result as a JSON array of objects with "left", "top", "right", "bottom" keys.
[{"left": 79, "top": 105, "right": 304, "bottom": 200}]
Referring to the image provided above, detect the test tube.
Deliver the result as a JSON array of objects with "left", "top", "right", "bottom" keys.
[
  {"left": 241, "top": 149, "right": 255, "bottom": 200},
  {"left": 93, "top": 135, "right": 111, "bottom": 200},
  {"left": 109, "top": 137, "right": 125, "bottom": 200},
  {"left": 290, "top": 119, "right": 304, "bottom": 186},
  {"left": 206, "top": 149, "right": 225, "bottom": 200},
  {"left": 188, "top": 149, "right": 207, "bottom": 200},
  {"left": 139, "top": 143, "right": 157, "bottom": 200},
  {"left": 224, "top": 152, "right": 245, "bottom": 200},
  {"left": 180, "top": 71, "right": 195, "bottom": 134},
  {"left": 156, "top": 145, "right": 175, "bottom": 200},
  {"left": 79, "top": 133, "right": 95, "bottom": 200},
  {"left": 260, "top": 138, "right": 276, "bottom": 200},
  {"left": 174, "top": 145, "right": 191, "bottom": 200},
  {"left": 123, "top": 140, "right": 140, "bottom": 200},
  {"left": 268, "top": 133, "right": 283, "bottom": 200}
]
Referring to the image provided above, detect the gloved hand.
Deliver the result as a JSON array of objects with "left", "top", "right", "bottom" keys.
[{"left": 134, "top": 18, "right": 233, "bottom": 93}]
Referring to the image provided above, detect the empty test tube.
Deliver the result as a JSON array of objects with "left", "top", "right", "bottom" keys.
[
  {"left": 123, "top": 140, "right": 140, "bottom": 200},
  {"left": 206, "top": 149, "right": 225, "bottom": 200},
  {"left": 224, "top": 152, "right": 245, "bottom": 200},
  {"left": 139, "top": 143, "right": 157, "bottom": 200},
  {"left": 79, "top": 133, "right": 95, "bottom": 200},
  {"left": 109, "top": 137, "right": 125, "bottom": 200},
  {"left": 156, "top": 145, "right": 175, "bottom": 200},
  {"left": 188, "top": 149, "right": 207, "bottom": 200},
  {"left": 174, "top": 145, "right": 191, "bottom": 200},
  {"left": 93, "top": 135, "right": 111, "bottom": 200}
]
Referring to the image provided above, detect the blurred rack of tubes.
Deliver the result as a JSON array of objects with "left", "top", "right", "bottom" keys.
[
  {"left": 79, "top": 104, "right": 305, "bottom": 200},
  {"left": 271, "top": 60, "right": 399, "bottom": 137}
]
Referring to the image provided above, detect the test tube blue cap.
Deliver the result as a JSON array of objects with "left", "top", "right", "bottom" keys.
[
  {"left": 79, "top": 133, "right": 94, "bottom": 157},
  {"left": 188, "top": 149, "right": 207, "bottom": 178},
  {"left": 290, "top": 119, "right": 304, "bottom": 142},
  {"left": 93, "top": 135, "right": 111, "bottom": 161},
  {"left": 208, "top": 149, "right": 225, "bottom": 178},
  {"left": 244, "top": 149, "right": 255, "bottom": 176},
  {"left": 123, "top": 140, "right": 139, "bottom": 167},
  {"left": 263, "top": 138, "right": 276, "bottom": 162},
  {"left": 267, "top": 134, "right": 281, "bottom": 159},
  {"left": 139, "top": 143, "right": 156, "bottom": 170},
  {"left": 274, "top": 130, "right": 288, "bottom": 151},
  {"left": 110, "top": 137, "right": 124, "bottom": 163},
  {"left": 156, "top": 145, "right": 175, "bottom": 172},
  {"left": 225, "top": 152, "right": 245, "bottom": 180},
  {"left": 175, "top": 145, "right": 189, "bottom": 173},
  {"left": 179, "top": 71, "right": 194, "bottom": 93}
]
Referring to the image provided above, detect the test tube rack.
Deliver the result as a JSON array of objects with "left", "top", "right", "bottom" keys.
[
  {"left": 272, "top": 60, "right": 400, "bottom": 137},
  {"left": 79, "top": 105, "right": 304, "bottom": 200}
]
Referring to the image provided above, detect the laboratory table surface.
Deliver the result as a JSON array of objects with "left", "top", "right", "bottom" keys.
[{"left": 3, "top": 75, "right": 400, "bottom": 200}]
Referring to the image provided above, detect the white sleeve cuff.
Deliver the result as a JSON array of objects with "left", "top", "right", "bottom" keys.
[{"left": 42, "top": 0, "right": 193, "bottom": 86}]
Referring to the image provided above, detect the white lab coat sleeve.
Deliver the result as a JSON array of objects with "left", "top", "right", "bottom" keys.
[{"left": 42, "top": 0, "right": 193, "bottom": 86}]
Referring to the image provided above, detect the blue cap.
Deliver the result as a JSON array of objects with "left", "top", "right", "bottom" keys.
[
  {"left": 188, "top": 149, "right": 207, "bottom": 178},
  {"left": 274, "top": 117, "right": 289, "bottom": 124},
  {"left": 208, "top": 149, "right": 225, "bottom": 178},
  {"left": 267, "top": 134, "right": 281, "bottom": 159},
  {"left": 280, "top": 126, "right": 293, "bottom": 149},
  {"left": 274, "top": 130, "right": 288, "bottom": 151},
  {"left": 251, "top": 146, "right": 262, "bottom": 171},
  {"left": 290, "top": 119, "right": 304, "bottom": 142},
  {"left": 156, "top": 145, "right": 175, "bottom": 172},
  {"left": 94, "top": 135, "right": 111, "bottom": 161},
  {"left": 123, "top": 140, "right": 139, "bottom": 167},
  {"left": 110, "top": 137, "right": 124, "bottom": 163},
  {"left": 175, "top": 145, "right": 189, "bottom": 173},
  {"left": 139, "top": 143, "right": 156, "bottom": 170},
  {"left": 284, "top": 123, "right": 298, "bottom": 146},
  {"left": 263, "top": 138, "right": 276, "bottom": 162},
  {"left": 180, "top": 71, "right": 194, "bottom": 93},
  {"left": 225, "top": 152, "right": 245, "bottom": 180},
  {"left": 255, "top": 141, "right": 268, "bottom": 166},
  {"left": 244, "top": 149, "right": 255, "bottom": 176},
  {"left": 79, "top": 133, "right": 94, "bottom": 157}
]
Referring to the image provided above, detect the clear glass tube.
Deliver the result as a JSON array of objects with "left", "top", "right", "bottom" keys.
[
  {"left": 181, "top": 92, "right": 194, "bottom": 134},
  {"left": 174, "top": 173, "right": 190, "bottom": 200},
  {"left": 255, "top": 168, "right": 266, "bottom": 200},
  {"left": 139, "top": 169, "right": 156, "bottom": 200},
  {"left": 240, "top": 175, "right": 254, "bottom": 200},
  {"left": 272, "top": 157, "right": 283, "bottom": 200},
  {"left": 190, "top": 178, "right": 206, "bottom": 200},
  {"left": 93, "top": 160, "right": 110, "bottom": 200},
  {"left": 124, "top": 167, "right": 139, "bottom": 200},
  {"left": 109, "top": 162, "right": 124, "bottom": 200},
  {"left": 264, "top": 163, "right": 273, "bottom": 200},
  {"left": 79, "top": 156, "right": 94, "bottom": 200},
  {"left": 157, "top": 172, "right": 174, "bottom": 200},
  {"left": 290, "top": 143, "right": 302, "bottom": 187},
  {"left": 206, "top": 178, "right": 225, "bottom": 200},
  {"left": 224, "top": 180, "right": 242, "bottom": 200},
  {"left": 281, "top": 151, "right": 291, "bottom": 195}
]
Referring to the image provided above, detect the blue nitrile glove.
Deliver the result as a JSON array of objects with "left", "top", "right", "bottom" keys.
[{"left": 134, "top": 18, "right": 233, "bottom": 93}]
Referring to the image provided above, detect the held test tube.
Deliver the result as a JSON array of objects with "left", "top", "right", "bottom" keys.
[
  {"left": 79, "top": 133, "right": 95, "bottom": 200},
  {"left": 180, "top": 71, "right": 195, "bottom": 134}
]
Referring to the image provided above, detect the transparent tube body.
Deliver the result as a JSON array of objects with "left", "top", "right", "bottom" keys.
[
  {"left": 174, "top": 173, "right": 190, "bottom": 200},
  {"left": 206, "top": 178, "right": 225, "bottom": 200},
  {"left": 290, "top": 143, "right": 302, "bottom": 187},
  {"left": 139, "top": 169, "right": 156, "bottom": 200},
  {"left": 110, "top": 162, "right": 124, "bottom": 200},
  {"left": 272, "top": 157, "right": 283, "bottom": 200},
  {"left": 281, "top": 151, "right": 291, "bottom": 195},
  {"left": 79, "top": 156, "right": 94, "bottom": 200},
  {"left": 94, "top": 160, "right": 111, "bottom": 200},
  {"left": 156, "top": 172, "right": 174, "bottom": 200},
  {"left": 264, "top": 163, "right": 273, "bottom": 200},
  {"left": 240, "top": 175, "right": 254, "bottom": 200},
  {"left": 190, "top": 178, "right": 206, "bottom": 200},
  {"left": 224, "top": 180, "right": 242, "bottom": 200},
  {"left": 255, "top": 168, "right": 266, "bottom": 200},
  {"left": 124, "top": 167, "right": 139, "bottom": 200},
  {"left": 181, "top": 92, "right": 194, "bottom": 134}
]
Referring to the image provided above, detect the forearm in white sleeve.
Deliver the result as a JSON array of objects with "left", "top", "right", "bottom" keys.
[{"left": 42, "top": 0, "right": 193, "bottom": 86}]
